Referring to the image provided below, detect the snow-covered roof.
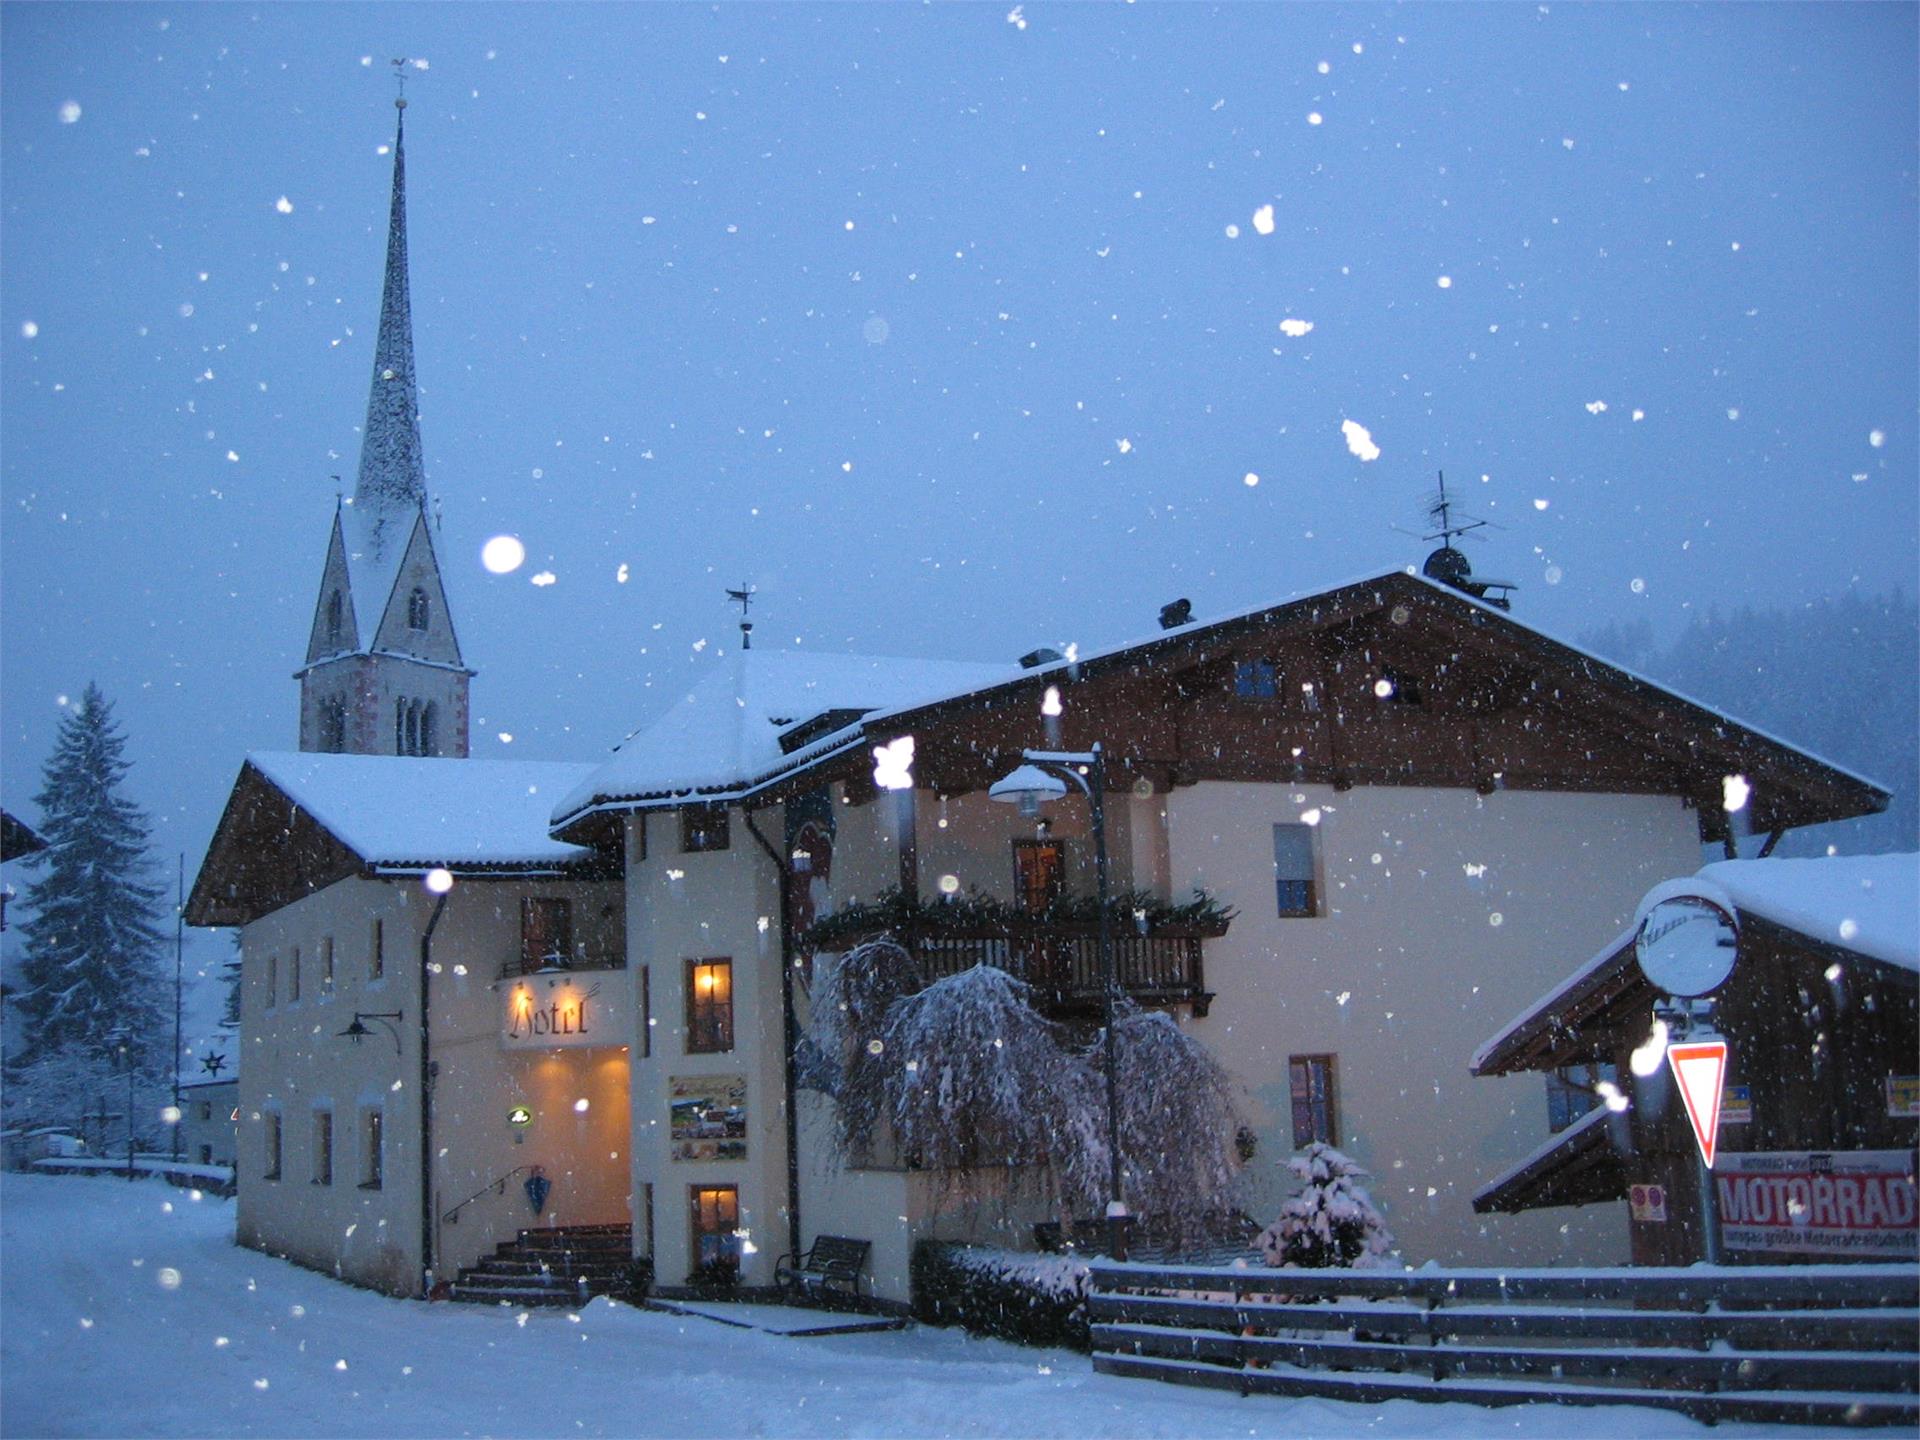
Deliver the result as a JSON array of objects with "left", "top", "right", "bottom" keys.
[
  {"left": 247, "top": 751, "right": 598, "bottom": 871},
  {"left": 1470, "top": 1102, "right": 1619, "bottom": 1214},
  {"left": 1678, "top": 854, "right": 1917, "bottom": 974},
  {"left": 338, "top": 502, "right": 418, "bottom": 648},
  {"left": 1473, "top": 852, "right": 1919, "bottom": 1077},
  {"left": 552, "top": 650, "right": 1014, "bottom": 828}
]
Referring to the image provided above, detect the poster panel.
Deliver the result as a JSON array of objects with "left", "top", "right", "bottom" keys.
[
  {"left": 1717, "top": 1150, "right": 1916, "bottom": 1260},
  {"left": 669, "top": 1074, "right": 747, "bottom": 1162}
]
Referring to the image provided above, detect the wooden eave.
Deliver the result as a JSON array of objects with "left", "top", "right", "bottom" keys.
[
  {"left": 185, "top": 762, "right": 366, "bottom": 928},
  {"left": 1472, "top": 1108, "right": 1629, "bottom": 1215},
  {"left": 1472, "top": 939, "right": 1645, "bottom": 1079}
]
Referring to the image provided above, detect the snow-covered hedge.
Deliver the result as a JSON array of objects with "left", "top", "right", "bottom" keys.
[{"left": 911, "top": 1241, "right": 1092, "bottom": 1351}]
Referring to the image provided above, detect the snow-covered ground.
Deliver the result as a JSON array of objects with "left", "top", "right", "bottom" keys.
[{"left": 1, "top": 1173, "right": 1813, "bottom": 1439}]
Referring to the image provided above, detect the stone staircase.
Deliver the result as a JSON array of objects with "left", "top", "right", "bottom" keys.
[{"left": 447, "top": 1223, "right": 636, "bottom": 1307}]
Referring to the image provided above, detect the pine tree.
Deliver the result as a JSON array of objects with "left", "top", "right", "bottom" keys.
[
  {"left": 1257, "top": 1142, "right": 1397, "bottom": 1270},
  {"left": 10, "top": 685, "right": 167, "bottom": 1070}
]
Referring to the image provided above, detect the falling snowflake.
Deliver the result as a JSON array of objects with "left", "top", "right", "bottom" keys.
[
  {"left": 1340, "top": 419, "right": 1381, "bottom": 462},
  {"left": 1279, "top": 318, "right": 1313, "bottom": 337}
]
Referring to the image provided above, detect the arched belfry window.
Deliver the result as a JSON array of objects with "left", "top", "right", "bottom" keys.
[
  {"left": 320, "top": 697, "right": 347, "bottom": 753},
  {"left": 420, "top": 702, "right": 438, "bottom": 756},
  {"left": 395, "top": 699, "right": 409, "bottom": 755},
  {"left": 407, "top": 587, "right": 430, "bottom": 632},
  {"left": 326, "top": 590, "right": 344, "bottom": 647}
]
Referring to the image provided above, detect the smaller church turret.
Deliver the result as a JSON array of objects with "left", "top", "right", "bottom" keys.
[{"left": 297, "top": 95, "right": 473, "bottom": 758}]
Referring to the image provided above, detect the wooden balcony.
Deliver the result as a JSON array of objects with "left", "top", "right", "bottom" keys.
[
  {"left": 870, "top": 925, "right": 1216, "bottom": 1017},
  {"left": 497, "top": 952, "right": 626, "bottom": 982}
]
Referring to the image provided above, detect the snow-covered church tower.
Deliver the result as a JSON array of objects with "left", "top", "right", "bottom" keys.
[{"left": 297, "top": 98, "right": 471, "bottom": 758}]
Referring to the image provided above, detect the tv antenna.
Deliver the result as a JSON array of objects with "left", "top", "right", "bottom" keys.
[
  {"left": 726, "top": 583, "right": 756, "bottom": 650},
  {"left": 1396, "top": 470, "right": 1516, "bottom": 610}
]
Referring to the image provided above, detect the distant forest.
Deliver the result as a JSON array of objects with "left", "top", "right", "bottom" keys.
[{"left": 1580, "top": 591, "right": 1918, "bottom": 859}]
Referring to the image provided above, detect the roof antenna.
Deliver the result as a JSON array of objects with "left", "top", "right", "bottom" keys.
[
  {"left": 1403, "top": 470, "right": 1517, "bottom": 610},
  {"left": 726, "top": 583, "right": 756, "bottom": 650}
]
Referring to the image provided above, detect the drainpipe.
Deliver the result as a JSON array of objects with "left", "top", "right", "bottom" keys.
[
  {"left": 419, "top": 886, "right": 450, "bottom": 1298},
  {"left": 743, "top": 810, "right": 803, "bottom": 1271}
]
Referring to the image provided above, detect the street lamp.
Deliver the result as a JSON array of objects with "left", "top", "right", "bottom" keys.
[
  {"left": 108, "top": 1028, "right": 136, "bottom": 1182},
  {"left": 989, "top": 743, "right": 1129, "bottom": 1260}
]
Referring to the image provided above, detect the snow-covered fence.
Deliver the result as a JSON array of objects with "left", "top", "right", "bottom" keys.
[
  {"left": 34, "top": 1155, "right": 236, "bottom": 1197},
  {"left": 1087, "top": 1260, "right": 1919, "bottom": 1427}
]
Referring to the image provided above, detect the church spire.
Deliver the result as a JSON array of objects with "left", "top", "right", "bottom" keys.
[{"left": 353, "top": 97, "right": 427, "bottom": 552}]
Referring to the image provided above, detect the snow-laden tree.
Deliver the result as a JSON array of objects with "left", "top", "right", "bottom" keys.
[
  {"left": 1256, "top": 1142, "right": 1396, "bottom": 1269},
  {"left": 0, "top": 1039, "right": 175, "bottom": 1152},
  {"left": 1084, "top": 1005, "right": 1241, "bottom": 1243},
  {"left": 882, "top": 964, "right": 1095, "bottom": 1179},
  {"left": 805, "top": 937, "right": 924, "bottom": 1161},
  {"left": 9, "top": 685, "right": 167, "bottom": 1070}
]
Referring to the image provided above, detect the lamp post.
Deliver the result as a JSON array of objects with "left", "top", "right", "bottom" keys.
[
  {"left": 989, "top": 743, "right": 1129, "bottom": 1260},
  {"left": 109, "top": 1028, "right": 136, "bottom": 1182}
]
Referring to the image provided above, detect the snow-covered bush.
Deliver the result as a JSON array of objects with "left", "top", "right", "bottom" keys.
[
  {"left": 911, "top": 1241, "right": 1091, "bottom": 1350},
  {"left": 1256, "top": 1143, "right": 1396, "bottom": 1270}
]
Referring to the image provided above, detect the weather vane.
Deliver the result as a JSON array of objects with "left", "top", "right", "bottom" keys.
[
  {"left": 726, "top": 583, "right": 756, "bottom": 650},
  {"left": 391, "top": 57, "right": 411, "bottom": 110}
]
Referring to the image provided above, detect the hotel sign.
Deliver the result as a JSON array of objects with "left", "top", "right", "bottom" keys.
[{"left": 500, "top": 973, "right": 628, "bottom": 1050}]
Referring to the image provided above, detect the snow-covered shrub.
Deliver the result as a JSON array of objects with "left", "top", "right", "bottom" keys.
[
  {"left": 911, "top": 1241, "right": 1091, "bottom": 1350},
  {"left": 1080, "top": 1005, "right": 1242, "bottom": 1244},
  {"left": 1256, "top": 1143, "right": 1396, "bottom": 1270}
]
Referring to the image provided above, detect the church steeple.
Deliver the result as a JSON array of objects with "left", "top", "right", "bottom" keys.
[
  {"left": 355, "top": 101, "right": 427, "bottom": 553},
  {"left": 297, "top": 97, "right": 472, "bottom": 759}
]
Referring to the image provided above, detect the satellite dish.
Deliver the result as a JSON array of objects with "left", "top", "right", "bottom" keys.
[{"left": 1634, "top": 896, "right": 1739, "bottom": 998}]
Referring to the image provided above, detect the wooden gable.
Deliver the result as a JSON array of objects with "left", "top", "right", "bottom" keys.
[
  {"left": 185, "top": 762, "right": 365, "bottom": 927},
  {"left": 853, "top": 573, "right": 1886, "bottom": 837}
]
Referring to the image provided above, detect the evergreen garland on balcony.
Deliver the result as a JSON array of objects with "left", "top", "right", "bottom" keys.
[{"left": 802, "top": 884, "right": 1234, "bottom": 953}]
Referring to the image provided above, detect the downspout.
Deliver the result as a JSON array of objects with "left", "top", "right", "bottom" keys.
[
  {"left": 419, "top": 886, "right": 450, "bottom": 1297},
  {"left": 743, "top": 810, "right": 803, "bottom": 1271}
]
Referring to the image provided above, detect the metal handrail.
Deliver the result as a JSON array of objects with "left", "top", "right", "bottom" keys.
[{"left": 442, "top": 1164, "right": 534, "bottom": 1225}]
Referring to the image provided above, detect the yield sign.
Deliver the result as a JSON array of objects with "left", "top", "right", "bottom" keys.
[{"left": 1666, "top": 1038, "right": 1729, "bottom": 1168}]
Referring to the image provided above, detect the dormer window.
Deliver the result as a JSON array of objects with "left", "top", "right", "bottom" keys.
[{"left": 407, "top": 587, "right": 430, "bottom": 631}]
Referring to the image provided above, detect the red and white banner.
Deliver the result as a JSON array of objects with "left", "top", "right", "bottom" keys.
[{"left": 1716, "top": 1150, "right": 1917, "bottom": 1260}]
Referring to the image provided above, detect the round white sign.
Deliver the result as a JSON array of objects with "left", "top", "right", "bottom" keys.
[{"left": 1634, "top": 896, "right": 1738, "bottom": 998}]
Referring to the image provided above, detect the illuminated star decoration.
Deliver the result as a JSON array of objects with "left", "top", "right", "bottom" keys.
[{"left": 199, "top": 1051, "right": 229, "bottom": 1077}]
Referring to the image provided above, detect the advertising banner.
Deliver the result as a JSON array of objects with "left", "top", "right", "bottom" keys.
[
  {"left": 1717, "top": 1150, "right": 1917, "bottom": 1260},
  {"left": 670, "top": 1074, "right": 748, "bottom": 1162}
]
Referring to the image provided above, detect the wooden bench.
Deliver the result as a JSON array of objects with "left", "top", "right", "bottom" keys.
[{"left": 775, "top": 1235, "right": 870, "bottom": 1305}]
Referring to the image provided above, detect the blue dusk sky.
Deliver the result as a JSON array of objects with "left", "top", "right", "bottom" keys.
[{"left": 2, "top": 4, "right": 1915, "bottom": 929}]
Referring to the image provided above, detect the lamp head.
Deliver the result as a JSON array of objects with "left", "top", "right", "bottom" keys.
[{"left": 990, "top": 763, "right": 1069, "bottom": 818}]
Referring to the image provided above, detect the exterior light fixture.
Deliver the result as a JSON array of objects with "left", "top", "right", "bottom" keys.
[{"left": 338, "top": 1010, "right": 405, "bottom": 1053}]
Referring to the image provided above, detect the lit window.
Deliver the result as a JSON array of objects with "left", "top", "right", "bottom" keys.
[
  {"left": 686, "top": 959, "right": 734, "bottom": 1054},
  {"left": 1273, "top": 823, "right": 1319, "bottom": 918},
  {"left": 690, "top": 1185, "right": 740, "bottom": 1283},
  {"left": 1289, "top": 1054, "right": 1338, "bottom": 1148}
]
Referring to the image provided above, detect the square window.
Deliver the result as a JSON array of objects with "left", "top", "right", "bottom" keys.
[
  {"left": 1235, "top": 660, "right": 1279, "bottom": 699},
  {"left": 521, "top": 898, "right": 574, "bottom": 973},
  {"left": 685, "top": 959, "right": 734, "bottom": 1054},
  {"left": 1273, "top": 823, "right": 1319, "bottom": 918},
  {"left": 1546, "top": 1064, "right": 1614, "bottom": 1134},
  {"left": 1289, "top": 1054, "right": 1338, "bottom": 1148},
  {"left": 312, "top": 1111, "right": 332, "bottom": 1186},
  {"left": 681, "top": 807, "right": 731, "bottom": 853}
]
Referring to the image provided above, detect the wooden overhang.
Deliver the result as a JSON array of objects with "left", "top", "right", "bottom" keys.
[
  {"left": 1472, "top": 1106, "right": 1629, "bottom": 1214},
  {"left": 844, "top": 571, "right": 1888, "bottom": 833},
  {"left": 1, "top": 809, "right": 47, "bottom": 863},
  {"left": 187, "top": 760, "right": 610, "bottom": 929},
  {"left": 1472, "top": 933, "right": 1643, "bottom": 1079}
]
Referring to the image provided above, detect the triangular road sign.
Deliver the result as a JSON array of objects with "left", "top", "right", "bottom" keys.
[{"left": 1666, "top": 1038, "right": 1729, "bottom": 1168}]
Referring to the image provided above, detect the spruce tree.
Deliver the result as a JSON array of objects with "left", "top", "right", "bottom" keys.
[{"left": 11, "top": 685, "right": 167, "bottom": 1070}]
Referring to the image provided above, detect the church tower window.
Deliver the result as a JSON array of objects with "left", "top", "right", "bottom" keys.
[
  {"left": 326, "top": 591, "right": 344, "bottom": 648},
  {"left": 420, "top": 702, "right": 437, "bottom": 756},
  {"left": 408, "top": 587, "right": 430, "bottom": 631}
]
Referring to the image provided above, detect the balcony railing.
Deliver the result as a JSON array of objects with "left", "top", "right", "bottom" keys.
[
  {"left": 497, "top": 951, "right": 626, "bottom": 982},
  {"left": 838, "top": 924, "right": 1216, "bottom": 1016}
]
